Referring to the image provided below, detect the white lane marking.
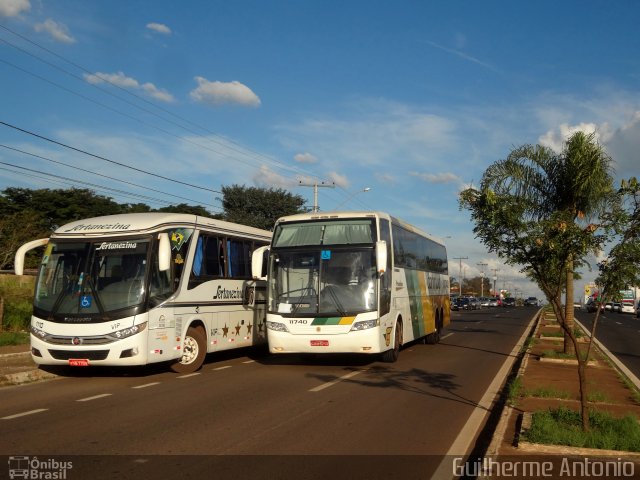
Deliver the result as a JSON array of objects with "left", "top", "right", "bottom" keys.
[
  {"left": 309, "top": 369, "right": 366, "bottom": 392},
  {"left": 441, "top": 333, "right": 454, "bottom": 340},
  {"left": 76, "top": 393, "right": 112, "bottom": 402},
  {"left": 616, "top": 322, "right": 622, "bottom": 325},
  {"left": 213, "top": 365, "right": 232, "bottom": 371},
  {"left": 132, "top": 382, "right": 160, "bottom": 389},
  {"left": 2, "top": 408, "right": 48, "bottom": 420},
  {"left": 177, "top": 373, "right": 201, "bottom": 379},
  {"left": 242, "top": 360, "right": 255, "bottom": 364},
  {"left": 432, "top": 312, "right": 538, "bottom": 479}
]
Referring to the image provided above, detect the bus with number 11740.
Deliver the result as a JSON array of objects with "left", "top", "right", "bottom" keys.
[
  {"left": 15, "top": 213, "right": 271, "bottom": 373},
  {"left": 251, "top": 211, "right": 450, "bottom": 362}
]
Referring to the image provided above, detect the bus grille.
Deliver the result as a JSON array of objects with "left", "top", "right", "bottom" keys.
[
  {"left": 48, "top": 350, "right": 109, "bottom": 361},
  {"left": 47, "top": 335, "right": 113, "bottom": 345}
]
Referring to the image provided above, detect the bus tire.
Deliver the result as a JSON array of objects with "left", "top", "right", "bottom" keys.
[
  {"left": 171, "top": 325, "right": 206, "bottom": 373},
  {"left": 382, "top": 321, "right": 401, "bottom": 363},
  {"left": 424, "top": 312, "right": 442, "bottom": 344}
]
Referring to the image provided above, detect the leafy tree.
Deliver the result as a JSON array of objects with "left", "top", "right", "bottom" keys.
[
  {"left": 220, "top": 185, "right": 307, "bottom": 230},
  {"left": 460, "top": 131, "right": 618, "bottom": 431},
  {"left": 156, "top": 203, "right": 218, "bottom": 217},
  {"left": 0, "top": 210, "right": 50, "bottom": 270},
  {"left": 0, "top": 187, "right": 124, "bottom": 232}
]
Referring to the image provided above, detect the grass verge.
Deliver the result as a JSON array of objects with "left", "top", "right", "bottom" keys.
[
  {"left": 0, "top": 331, "right": 29, "bottom": 347},
  {"left": 524, "top": 407, "right": 640, "bottom": 452}
]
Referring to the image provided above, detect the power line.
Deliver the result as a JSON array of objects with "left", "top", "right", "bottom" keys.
[
  {"left": 0, "top": 163, "right": 195, "bottom": 208},
  {"left": 0, "top": 120, "right": 222, "bottom": 193},
  {"left": 0, "top": 24, "right": 319, "bottom": 182},
  {"left": 0, "top": 143, "right": 219, "bottom": 208}
]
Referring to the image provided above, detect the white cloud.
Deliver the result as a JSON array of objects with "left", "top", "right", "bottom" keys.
[
  {"left": 276, "top": 99, "right": 457, "bottom": 171},
  {"left": 0, "top": 0, "right": 30, "bottom": 17},
  {"left": 375, "top": 173, "right": 397, "bottom": 184},
  {"left": 146, "top": 22, "right": 171, "bottom": 35},
  {"left": 190, "top": 77, "right": 261, "bottom": 107},
  {"left": 410, "top": 172, "right": 462, "bottom": 184},
  {"left": 252, "top": 165, "right": 295, "bottom": 188},
  {"left": 34, "top": 19, "right": 75, "bottom": 44},
  {"left": 538, "top": 122, "right": 601, "bottom": 153},
  {"left": 294, "top": 152, "right": 317, "bottom": 164},
  {"left": 327, "top": 171, "right": 349, "bottom": 188},
  {"left": 83, "top": 71, "right": 175, "bottom": 103}
]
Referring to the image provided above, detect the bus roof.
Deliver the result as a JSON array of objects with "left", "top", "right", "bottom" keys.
[
  {"left": 274, "top": 211, "right": 446, "bottom": 245},
  {"left": 53, "top": 213, "right": 272, "bottom": 240}
]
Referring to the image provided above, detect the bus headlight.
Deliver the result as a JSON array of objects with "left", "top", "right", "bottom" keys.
[
  {"left": 31, "top": 325, "right": 47, "bottom": 339},
  {"left": 266, "top": 321, "right": 289, "bottom": 332},
  {"left": 350, "top": 319, "right": 378, "bottom": 331},
  {"left": 108, "top": 322, "right": 148, "bottom": 340}
]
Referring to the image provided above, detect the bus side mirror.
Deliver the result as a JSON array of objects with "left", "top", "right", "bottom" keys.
[
  {"left": 15, "top": 238, "right": 49, "bottom": 276},
  {"left": 158, "top": 233, "right": 171, "bottom": 272},
  {"left": 252, "top": 246, "right": 269, "bottom": 280},
  {"left": 376, "top": 240, "right": 387, "bottom": 275}
]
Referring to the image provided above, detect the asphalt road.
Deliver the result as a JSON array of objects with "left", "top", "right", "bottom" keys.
[
  {"left": 576, "top": 308, "right": 640, "bottom": 379},
  {"left": 0, "top": 306, "right": 534, "bottom": 480}
]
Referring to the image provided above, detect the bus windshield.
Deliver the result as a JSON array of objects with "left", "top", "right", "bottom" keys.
[
  {"left": 34, "top": 239, "right": 156, "bottom": 320},
  {"left": 268, "top": 248, "right": 377, "bottom": 316}
]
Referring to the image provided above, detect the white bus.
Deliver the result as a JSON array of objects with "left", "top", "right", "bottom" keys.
[
  {"left": 15, "top": 213, "right": 271, "bottom": 373},
  {"left": 251, "top": 211, "right": 450, "bottom": 362}
]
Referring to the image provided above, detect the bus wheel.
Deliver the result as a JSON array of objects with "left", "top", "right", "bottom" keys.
[
  {"left": 382, "top": 321, "right": 401, "bottom": 363},
  {"left": 424, "top": 314, "right": 442, "bottom": 344},
  {"left": 171, "top": 326, "right": 206, "bottom": 373}
]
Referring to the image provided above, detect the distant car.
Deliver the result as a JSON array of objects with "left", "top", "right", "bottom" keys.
[
  {"left": 585, "top": 298, "right": 604, "bottom": 313},
  {"left": 488, "top": 297, "right": 500, "bottom": 307},
  {"left": 479, "top": 297, "right": 490, "bottom": 307},
  {"left": 503, "top": 297, "right": 516, "bottom": 307},
  {"left": 467, "top": 297, "right": 480, "bottom": 310},
  {"left": 524, "top": 297, "right": 538, "bottom": 307},
  {"left": 456, "top": 297, "right": 471, "bottom": 310},
  {"left": 451, "top": 297, "right": 460, "bottom": 311},
  {"left": 604, "top": 302, "right": 621, "bottom": 313}
]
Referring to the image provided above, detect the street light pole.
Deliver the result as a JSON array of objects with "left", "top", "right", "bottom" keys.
[
  {"left": 477, "top": 262, "right": 488, "bottom": 297},
  {"left": 334, "top": 187, "right": 371, "bottom": 210},
  {"left": 453, "top": 256, "right": 468, "bottom": 296},
  {"left": 491, "top": 268, "right": 499, "bottom": 297}
]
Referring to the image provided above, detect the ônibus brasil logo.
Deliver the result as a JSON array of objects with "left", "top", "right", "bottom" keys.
[{"left": 7, "top": 456, "right": 72, "bottom": 479}]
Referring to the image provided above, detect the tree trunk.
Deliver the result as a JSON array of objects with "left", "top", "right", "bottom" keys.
[
  {"left": 564, "top": 257, "right": 575, "bottom": 355},
  {"left": 578, "top": 358, "right": 590, "bottom": 431}
]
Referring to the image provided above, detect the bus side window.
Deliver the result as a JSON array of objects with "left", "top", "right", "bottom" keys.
[
  {"left": 189, "top": 233, "right": 224, "bottom": 288},
  {"left": 227, "top": 238, "right": 251, "bottom": 278}
]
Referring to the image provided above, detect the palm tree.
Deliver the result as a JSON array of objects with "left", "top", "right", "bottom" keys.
[{"left": 479, "top": 131, "right": 615, "bottom": 430}]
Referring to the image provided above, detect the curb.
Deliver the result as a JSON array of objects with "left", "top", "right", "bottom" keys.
[
  {"left": 0, "top": 368, "right": 58, "bottom": 386},
  {"left": 484, "top": 311, "right": 640, "bottom": 463},
  {"left": 0, "top": 349, "right": 59, "bottom": 386}
]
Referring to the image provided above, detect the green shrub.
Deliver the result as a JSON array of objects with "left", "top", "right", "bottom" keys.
[{"left": 0, "top": 275, "right": 35, "bottom": 332}]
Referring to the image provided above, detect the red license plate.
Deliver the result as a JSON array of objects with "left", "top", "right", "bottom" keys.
[
  {"left": 68, "top": 359, "right": 90, "bottom": 367},
  {"left": 310, "top": 340, "right": 329, "bottom": 347}
]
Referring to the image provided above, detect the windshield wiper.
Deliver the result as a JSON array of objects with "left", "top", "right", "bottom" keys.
[{"left": 324, "top": 285, "right": 347, "bottom": 316}]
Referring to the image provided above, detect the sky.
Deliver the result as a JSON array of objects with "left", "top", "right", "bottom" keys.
[{"left": 1, "top": 0, "right": 639, "bottom": 300}]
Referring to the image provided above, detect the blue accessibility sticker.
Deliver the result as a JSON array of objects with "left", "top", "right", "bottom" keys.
[
  {"left": 80, "top": 295, "right": 92, "bottom": 308},
  {"left": 321, "top": 250, "right": 331, "bottom": 260}
]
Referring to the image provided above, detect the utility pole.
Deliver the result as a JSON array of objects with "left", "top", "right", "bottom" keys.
[
  {"left": 453, "top": 256, "right": 468, "bottom": 296},
  {"left": 477, "top": 262, "right": 488, "bottom": 297},
  {"left": 298, "top": 180, "right": 335, "bottom": 212},
  {"left": 491, "top": 268, "right": 499, "bottom": 297}
]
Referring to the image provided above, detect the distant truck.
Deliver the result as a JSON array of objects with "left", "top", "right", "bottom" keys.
[{"left": 620, "top": 288, "right": 638, "bottom": 314}]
